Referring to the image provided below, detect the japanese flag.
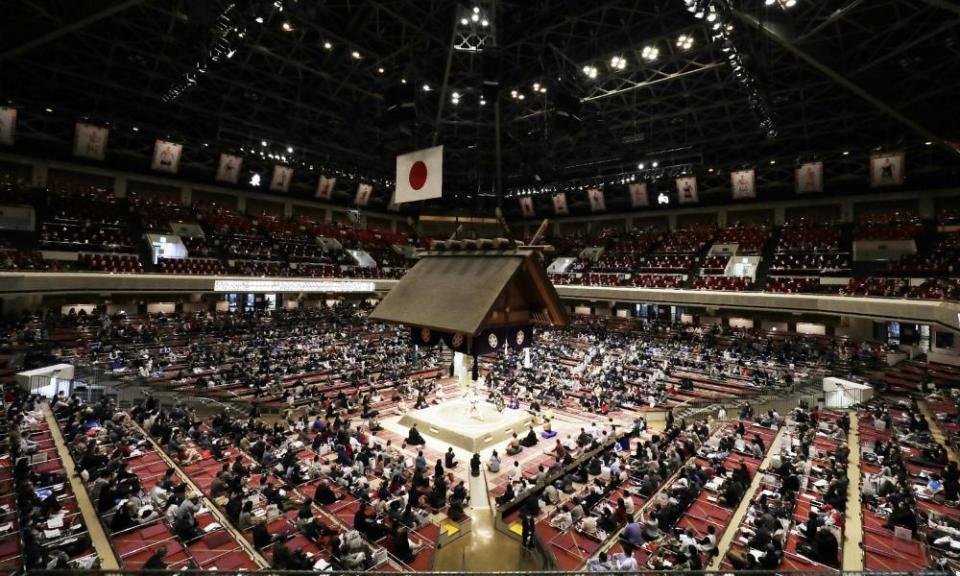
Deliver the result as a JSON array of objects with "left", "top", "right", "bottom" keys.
[{"left": 395, "top": 145, "right": 443, "bottom": 204}]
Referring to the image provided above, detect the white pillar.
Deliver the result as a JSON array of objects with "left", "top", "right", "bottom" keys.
[{"left": 453, "top": 351, "right": 472, "bottom": 389}]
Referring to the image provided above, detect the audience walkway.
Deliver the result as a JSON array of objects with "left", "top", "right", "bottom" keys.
[
  {"left": 842, "top": 410, "right": 863, "bottom": 570},
  {"left": 41, "top": 405, "right": 119, "bottom": 570},
  {"left": 919, "top": 400, "right": 960, "bottom": 462},
  {"left": 708, "top": 425, "right": 786, "bottom": 570},
  {"left": 129, "top": 420, "right": 270, "bottom": 568}
]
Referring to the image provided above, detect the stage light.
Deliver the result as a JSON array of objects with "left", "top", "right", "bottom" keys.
[
  {"left": 378, "top": 67, "right": 385, "bottom": 74},
  {"left": 766, "top": 0, "right": 776, "bottom": 4},
  {"left": 676, "top": 34, "right": 694, "bottom": 50},
  {"left": 770, "top": 159, "right": 776, "bottom": 165},
  {"left": 287, "top": 146, "right": 293, "bottom": 153},
  {"left": 641, "top": 45, "right": 659, "bottom": 62},
  {"left": 422, "top": 84, "right": 431, "bottom": 91},
  {"left": 132, "top": 126, "right": 139, "bottom": 132},
  {"left": 471, "top": 13, "right": 479, "bottom": 22},
  {"left": 261, "top": 140, "right": 267, "bottom": 147},
  {"left": 925, "top": 141, "right": 933, "bottom": 146},
  {"left": 481, "top": 19, "right": 489, "bottom": 27},
  {"left": 581, "top": 65, "right": 598, "bottom": 79},
  {"left": 202, "top": 143, "right": 209, "bottom": 148},
  {"left": 351, "top": 51, "right": 361, "bottom": 59},
  {"left": 255, "top": 16, "right": 264, "bottom": 23},
  {"left": 539, "top": 87, "right": 547, "bottom": 93},
  {"left": 461, "top": 18, "right": 468, "bottom": 25},
  {"left": 401, "top": 78, "right": 407, "bottom": 84},
  {"left": 480, "top": 98, "right": 487, "bottom": 106},
  {"left": 652, "top": 161, "right": 659, "bottom": 168},
  {"left": 533, "top": 82, "right": 540, "bottom": 91},
  {"left": 45, "top": 107, "right": 53, "bottom": 113},
  {"left": 451, "top": 91, "right": 461, "bottom": 104},
  {"left": 842, "top": 151, "right": 849, "bottom": 156},
  {"left": 281, "top": 21, "right": 292, "bottom": 31},
  {"left": 610, "top": 55, "right": 627, "bottom": 71},
  {"left": 323, "top": 41, "right": 332, "bottom": 50},
  {"left": 518, "top": 93, "right": 525, "bottom": 100},
  {"left": 638, "top": 163, "right": 645, "bottom": 169},
  {"left": 226, "top": 49, "right": 236, "bottom": 59}
]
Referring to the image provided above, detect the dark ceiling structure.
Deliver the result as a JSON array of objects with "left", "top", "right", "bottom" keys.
[{"left": 2, "top": 0, "right": 959, "bottom": 216}]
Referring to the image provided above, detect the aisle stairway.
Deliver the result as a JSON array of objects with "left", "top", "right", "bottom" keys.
[{"left": 751, "top": 225, "right": 781, "bottom": 290}]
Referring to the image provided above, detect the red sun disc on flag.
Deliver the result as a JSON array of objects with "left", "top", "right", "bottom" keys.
[{"left": 409, "top": 160, "right": 428, "bottom": 190}]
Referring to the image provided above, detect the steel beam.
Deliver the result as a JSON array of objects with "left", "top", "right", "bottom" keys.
[
  {"left": 733, "top": 9, "right": 960, "bottom": 159},
  {"left": 0, "top": 0, "right": 148, "bottom": 62}
]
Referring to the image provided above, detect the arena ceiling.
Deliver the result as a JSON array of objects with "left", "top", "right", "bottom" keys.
[{"left": 2, "top": 0, "right": 960, "bottom": 214}]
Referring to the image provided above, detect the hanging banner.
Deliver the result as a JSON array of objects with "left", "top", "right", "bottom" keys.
[
  {"left": 355, "top": 182, "right": 373, "bottom": 206},
  {"left": 73, "top": 122, "right": 109, "bottom": 161},
  {"left": 386, "top": 191, "right": 400, "bottom": 212},
  {"left": 629, "top": 182, "right": 649, "bottom": 208},
  {"left": 216, "top": 153, "right": 243, "bottom": 183},
  {"left": 519, "top": 196, "right": 535, "bottom": 218},
  {"left": 410, "top": 326, "right": 442, "bottom": 347},
  {"left": 475, "top": 325, "right": 533, "bottom": 355},
  {"left": 870, "top": 152, "right": 905, "bottom": 187},
  {"left": 587, "top": 188, "right": 606, "bottom": 212},
  {"left": 795, "top": 161, "right": 823, "bottom": 194},
  {"left": 151, "top": 140, "right": 183, "bottom": 174},
  {"left": 676, "top": 176, "right": 698, "bottom": 204},
  {"left": 0, "top": 107, "right": 16, "bottom": 146},
  {"left": 315, "top": 175, "right": 336, "bottom": 200},
  {"left": 440, "top": 331, "right": 470, "bottom": 353},
  {"left": 552, "top": 193, "right": 568, "bottom": 215},
  {"left": 730, "top": 169, "right": 756, "bottom": 200},
  {"left": 270, "top": 165, "right": 293, "bottom": 192}
]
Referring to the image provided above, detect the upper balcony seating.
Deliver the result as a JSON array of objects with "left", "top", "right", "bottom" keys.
[
  {"left": 77, "top": 253, "right": 143, "bottom": 273},
  {"left": 0, "top": 248, "right": 63, "bottom": 271},
  {"left": 854, "top": 210, "right": 922, "bottom": 240},
  {"left": 129, "top": 194, "right": 196, "bottom": 233},
  {"left": 764, "top": 276, "right": 822, "bottom": 294},
  {"left": 158, "top": 257, "right": 226, "bottom": 276},
  {"left": 40, "top": 222, "right": 136, "bottom": 252},
  {"left": 691, "top": 276, "right": 752, "bottom": 291},
  {"left": 655, "top": 226, "right": 715, "bottom": 254},
  {"left": 776, "top": 223, "right": 842, "bottom": 253},
  {"left": 714, "top": 224, "right": 770, "bottom": 254},
  {"left": 769, "top": 252, "right": 851, "bottom": 275},
  {"left": 182, "top": 236, "right": 217, "bottom": 258},
  {"left": 701, "top": 255, "right": 730, "bottom": 274}
]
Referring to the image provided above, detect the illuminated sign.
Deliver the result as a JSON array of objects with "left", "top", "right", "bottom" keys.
[{"left": 213, "top": 280, "right": 376, "bottom": 293}]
